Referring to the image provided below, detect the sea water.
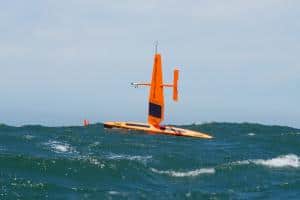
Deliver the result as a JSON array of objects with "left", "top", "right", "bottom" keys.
[{"left": 0, "top": 123, "right": 299, "bottom": 199}]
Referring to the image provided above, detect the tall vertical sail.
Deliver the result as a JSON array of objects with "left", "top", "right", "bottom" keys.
[{"left": 148, "top": 54, "right": 164, "bottom": 126}]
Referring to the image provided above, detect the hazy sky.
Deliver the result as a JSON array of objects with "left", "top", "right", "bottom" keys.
[{"left": 0, "top": 0, "right": 299, "bottom": 127}]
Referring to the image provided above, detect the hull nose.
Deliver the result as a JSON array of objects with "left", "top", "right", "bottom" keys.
[{"left": 103, "top": 122, "right": 114, "bottom": 129}]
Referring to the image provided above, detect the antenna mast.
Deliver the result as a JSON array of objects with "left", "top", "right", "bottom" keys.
[{"left": 154, "top": 41, "right": 159, "bottom": 54}]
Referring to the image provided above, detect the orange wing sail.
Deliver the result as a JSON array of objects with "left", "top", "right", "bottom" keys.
[
  {"left": 148, "top": 54, "right": 164, "bottom": 126},
  {"left": 130, "top": 52, "right": 179, "bottom": 127}
]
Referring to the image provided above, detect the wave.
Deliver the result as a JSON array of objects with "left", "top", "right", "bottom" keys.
[
  {"left": 285, "top": 132, "right": 300, "bottom": 135},
  {"left": 247, "top": 133, "right": 256, "bottom": 136},
  {"left": 108, "top": 191, "right": 125, "bottom": 196},
  {"left": 150, "top": 167, "right": 215, "bottom": 177},
  {"left": 232, "top": 154, "right": 300, "bottom": 168},
  {"left": 108, "top": 191, "right": 120, "bottom": 195},
  {"left": 106, "top": 153, "right": 152, "bottom": 163},
  {"left": 78, "top": 156, "right": 106, "bottom": 168},
  {"left": 253, "top": 154, "right": 300, "bottom": 168},
  {"left": 23, "top": 135, "right": 35, "bottom": 140},
  {"left": 0, "top": 146, "right": 5, "bottom": 151},
  {"left": 44, "top": 140, "right": 78, "bottom": 154}
]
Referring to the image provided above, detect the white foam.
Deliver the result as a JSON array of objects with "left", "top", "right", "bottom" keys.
[
  {"left": 252, "top": 154, "right": 300, "bottom": 168},
  {"left": 24, "top": 135, "right": 35, "bottom": 140},
  {"left": 151, "top": 167, "right": 215, "bottom": 177},
  {"left": 86, "top": 157, "right": 105, "bottom": 168},
  {"left": 185, "top": 192, "right": 192, "bottom": 197},
  {"left": 232, "top": 160, "right": 251, "bottom": 165},
  {"left": 247, "top": 133, "right": 256, "bottom": 136},
  {"left": 233, "top": 154, "right": 300, "bottom": 168},
  {"left": 76, "top": 155, "right": 105, "bottom": 168},
  {"left": 108, "top": 191, "right": 120, "bottom": 195},
  {"left": 55, "top": 144, "right": 68, "bottom": 152},
  {"left": 107, "top": 154, "right": 152, "bottom": 163},
  {"left": 44, "top": 140, "right": 76, "bottom": 154}
]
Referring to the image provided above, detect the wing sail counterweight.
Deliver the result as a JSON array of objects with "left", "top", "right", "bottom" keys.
[{"left": 173, "top": 69, "right": 179, "bottom": 101}]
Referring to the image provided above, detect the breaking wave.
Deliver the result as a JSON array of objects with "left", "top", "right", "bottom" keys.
[
  {"left": 44, "top": 140, "right": 77, "bottom": 154},
  {"left": 232, "top": 154, "right": 300, "bottom": 168},
  {"left": 150, "top": 167, "right": 215, "bottom": 177},
  {"left": 106, "top": 153, "right": 152, "bottom": 163}
]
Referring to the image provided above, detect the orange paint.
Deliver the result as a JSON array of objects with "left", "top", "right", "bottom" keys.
[
  {"left": 83, "top": 119, "right": 89, "bottom": 126},
  {"left": 131, "top": 53, "right": 179, "bottom": 127},
  {"left": 173, "top": 69, "right": 179, "bottom": 101},
  {"left": 104, "top": 49, "right": 213, "bottom": 139},
  {"left": 148, "top": 54, "right": 164, "bottom": 126}
]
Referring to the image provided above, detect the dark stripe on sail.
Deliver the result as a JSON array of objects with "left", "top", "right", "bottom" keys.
[{"left": 149, "top": 103, "right": 162, "bottom": 118}]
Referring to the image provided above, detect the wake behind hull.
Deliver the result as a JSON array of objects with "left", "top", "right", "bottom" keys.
[{"left": 104, "top": 121, "right": 213, "bottom": 139}]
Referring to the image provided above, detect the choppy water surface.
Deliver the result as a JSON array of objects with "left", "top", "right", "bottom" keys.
[{"left": 0, "top": 123, "right": 299, "bottom": 199}]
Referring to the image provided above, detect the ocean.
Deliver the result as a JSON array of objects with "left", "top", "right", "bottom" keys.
[{"left": 0, "top": 122, "right": 299, "bottom": 199}]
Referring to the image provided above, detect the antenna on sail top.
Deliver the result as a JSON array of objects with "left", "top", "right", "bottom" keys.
[{"left": 154, "top": 41, "right": 159, "bottom": 54}]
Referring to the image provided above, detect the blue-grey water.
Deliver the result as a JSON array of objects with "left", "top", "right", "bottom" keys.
[{"left": 0, "top": 122, "right": 299, "bottom": 199}]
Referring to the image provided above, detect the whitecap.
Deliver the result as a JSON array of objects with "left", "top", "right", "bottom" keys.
[
  {"left": 185, "top": 192, "right": 192, "bottom": 197},
  {"left": 84, "top": 157, "right": 105, "bottom": 168},
  {"left": 108, "top": 191, "right": 120, "bottom": 195},
  {"left": 107, "top": 153, "right": 152, "bottom": 163},
  {"left": 52, "top": 143, "right": 68, "bottom": 152},
  {"left": 150, "top": 167, "right": 215, "bottom": 177},
  {"left": 44, "top": 140, "right": 77, "bottom": 154},
  {"left": 24, "top": 135, "right": 35, "bottom": 140},
  {"left": 252, "top": 154, "right": 300, "bottom": 168},
  {"left": 231, "top": 160, "right": 251, "bottom": 165},
  {"left": 232, "top": 154, "right": 300, "bottom": 168},
  {"left": 247, "top": 133, "right": 256, "bottom": 136}
]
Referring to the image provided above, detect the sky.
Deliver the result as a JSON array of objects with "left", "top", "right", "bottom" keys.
[{"left": 0, "top": 0, "right": 299, "bottom": 127}]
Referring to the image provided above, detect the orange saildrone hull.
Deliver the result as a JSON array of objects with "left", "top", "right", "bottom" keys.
[{"left": 104, "top": 121, "right": 213, "bottom": 139}]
